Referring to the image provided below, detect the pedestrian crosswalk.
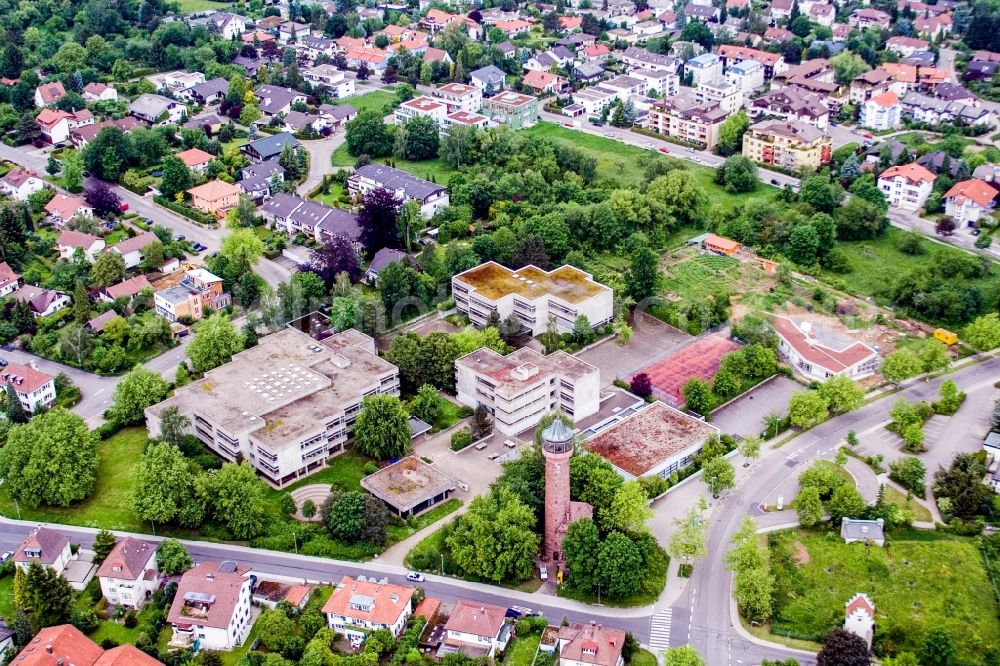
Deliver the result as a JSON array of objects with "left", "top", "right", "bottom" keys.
[{"left": 649, "top": 609, "right": 672, "bottom": 653}]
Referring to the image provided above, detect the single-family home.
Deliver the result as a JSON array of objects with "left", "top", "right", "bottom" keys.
[
  {"left": 184, "top": 77, "right": 229, "bottom": 105},
  {"left": 37, "top": 109, "right": 72, "bottom": 145},
  {"left": 45, "top": 193, "right": 93, "bottom": 224},
  {"left": 101, "top": 275, "right": 153, "bottom": 303},
  {"left": 469, "top": 65, "right": 506, "bottom": 92},
  {"left": 849, "top": 8, "right": 892, "bottom": 30},
  {"left": 365, "top": 248, "right": 411, "bottom": 285},
  {"left": 57, "top": 230, "right": 106, "bottom": 263},
  {"left": 439, "top": 600, "right": 511, "bottom": 658},
  {"left": 167, "top": 561, "right": 254, "bottom": 651},
  {"left": 944, "top": 178, "right": 997, "bottom": 225},
  {"left": 237, "top": 159, "right": 285, "bottom": 200},
  {"left": 878, "top": 162, "right": 936, "bottom": 211},
  {"left": 0, "top": 168, "right": 45, "bottom": 201},
  {"left": 154, "top": 269, "right": 231, "bottom": 323},
  {"left": 11, "top": 284, "right": 71, "bottom": 317},
  {"left": 242, "top": 132, "right": 301, "bottom": 163},
  {"left": 0, "top": 261, "right": 21, "bottom": 298},
  {"left": 207, "top": 12, "right": 247, "bottom": 39},
  {"left": 187, "top": 179, "right": 242, "bottom": 215},
  {"left": 255, "top": 85, "right": 307, "bottom": 118},
  {"left": 97, "top": 537, "right": 160, "bottom": 610},
  {"left": 322, "top": 576, "right": 414, "bottom": 645},
  {"left": 10, "top": 625, "right": 164, "bottom": 666},
  {"left": 13, "top": 527, "right": 72, "bottom": 574},
  {"left": 303, "top": 65, "right": 356, "bottom": 98},
  {"left": 83, "top": 82, "right": 118, "bottom": 103},
  {"left": 523, "top": 70, "right": 566, "bottom": 95},
  {"left": 557, "top": 623, "right": 626, "bottom": 666},
  {"left": 176, "top": 147, "right": 215, "bottom": 173},
  {"left": 1, "top": 362, "right": 56, "bottom": 413},
  {"left": 130, "top": 94, "right": 186, "bottom": 125},
  {"left": 34, "top": 81, "right": 67, "bottom": 108},
  {"left": 110, "top": 231, "right": 161, "bottom": 270}
]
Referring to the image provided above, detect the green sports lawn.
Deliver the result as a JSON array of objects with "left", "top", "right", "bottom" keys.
[
  {"left": 334, "top": 90, "right": 398, "bottom": 117},
  {"left": 769, "top": 528, "right": 1000, "bottom": 660}
]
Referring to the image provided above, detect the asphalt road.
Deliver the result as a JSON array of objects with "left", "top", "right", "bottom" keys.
[
  {"left": 680, "top": 355, "right": 1000, "bottom": 666},
  {"left": 0, "top": 346, "right": 117, "bottom": 421}
]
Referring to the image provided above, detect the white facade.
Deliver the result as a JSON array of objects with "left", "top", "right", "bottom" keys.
[
  {"left": 322, "top": 578, "right": 414, "bottom": 645},
  {"left": 878, "top": 172, "right": 934, "bottom": 211},
  {"left": 685, "top": 54, "right": 723, "bottom": 85},
  {"left": 773, "top": 316, "right": 880, "bottom": 381},
  {"left": 860, "top": 97, "right": 901, "bottom": 131},
  {"left": 99, "top": 555, "right": 160, "bottom": 609},
  {"left": 725, "top": 60, "right": 765, "bottom": 95},
  {"left": 946, "top": 195, "right": 991, "bottom": 225},
  {"left": 393, "top": 96, "right": 449, "bottom": 124},
  {"left": 15, "top": 538, "right": 71, "bottom": 574},
  {"left": 303, "top": 66, "right": 356, "bottom": 99},
  {"left": 2, "top": 368, "right": 57, "bottom": 414},
  {"left": 696, "top": 79, "right": 743, "bottom": 116},
  {"left": 348, "top": 164, "right": 449, "bottom": 219},
  {"left": 0, "top": 171, "right": 45, "bottom": 201},
  {"left": 628, "top": 69, "right": 679, "bottom": 97},
  {"left": 432, "top": 83, "right": 483, "bottom": 114}
]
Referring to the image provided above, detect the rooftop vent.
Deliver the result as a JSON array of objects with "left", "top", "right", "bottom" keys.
[
  {"left": 511, "top": 363, "right": 539, "bottom": 381},
  {"left": 332, "top": 353, "right": 351, "bottom": 369}
]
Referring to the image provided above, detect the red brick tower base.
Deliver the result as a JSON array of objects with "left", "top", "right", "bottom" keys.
[{"left": 542, "top": 419, "right": 575, "bottom": 562}]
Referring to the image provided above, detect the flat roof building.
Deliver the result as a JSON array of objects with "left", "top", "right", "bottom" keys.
[
  {"left": 452, "top": 262, "right": 613, "bottom": 337},
  {"left": 584, "top": 401, "right": 718, "bottom": 480},
  {"left": 145, "top": 323, "right": 400, "bottom": 488},
  {"left": 361, "top": 456, "right": 457, "bottom": 518},
  {"left": 455, "top": 346, "right": 600, "bottom": 435}
]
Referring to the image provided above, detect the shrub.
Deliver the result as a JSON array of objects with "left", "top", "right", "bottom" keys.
[
  {"left": 363, "top": 462, "right": 379, "bottom": 475},
  {"left": 450, "top": 429, "right": 473, "bottom": 451},
  {"left": 124, "top": 611, "right": 138, "bottom": 628}
]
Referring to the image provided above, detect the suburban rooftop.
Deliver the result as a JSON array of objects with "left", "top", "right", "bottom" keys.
[{"left": 453, "top": 261, "right": 608, "bottom": 304}]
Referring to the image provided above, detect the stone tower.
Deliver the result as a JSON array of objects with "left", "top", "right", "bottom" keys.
[{"left": 542, "top": 418, "right": 591, "bottom": 562}]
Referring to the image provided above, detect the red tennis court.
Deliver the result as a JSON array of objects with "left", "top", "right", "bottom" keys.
[{"left": 634, "top": 334, "right": 741, "bottom": 406}]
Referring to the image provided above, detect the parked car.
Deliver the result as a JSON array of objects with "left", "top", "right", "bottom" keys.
[
  {"left": 658, "top": 146, "right": 670, "bottom": 153},
  {"left": 0, "top": 551, "right": 12, "bottom": 563},
  {"left": 691, "top": 156, "right": 701, "bottom": 162},
  {"left": 0, "top": 358, "right": 7, "bottom": 368},
  {"left": 687, "top": 147, "right": 696, "bottom": 153},
  {"left": 645, "top": 142, "right": 654, "bottom": 149},
  {"left": 406, "top": 571, "right": 425, "bottom": 582},
  {"left": 117, "top": 201, "right": 129, "bottom": 212},
  {"left": 771, "top": 178, "right": 780, "bottom": 185},
  {"left": 973, "top": 228, "right": 982, "bottom": 236},
  {"left": 563, "top": 122, "right": 573, "bottom": 127},
  {"left": 603, "top": 131, "right": 614, "bottom": 137},
  {"left": 175, "top": 234, "right": 186, "bottom": 241},
  {"left": 539, "top": 563, "right": 548, "bottom": 581}
]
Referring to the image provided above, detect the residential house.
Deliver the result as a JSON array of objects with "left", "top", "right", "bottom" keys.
[
  {"left": 861, "top": 91, "right": 902, "bottom": 130},
  {"left": 11, "top": 285, "right": 71, "bottom": 317},
  {"left": 850, "top": 68, "right": 893, "bottom": 104},
  {"left": 647, "top": 93, "right": 728, "bottom": 148},
  {"left": 887, "top": 36, "right": 930, "bottom": 57},
  {"left": 581, "top": 44, "right": 612, "bottom": 63},
  {"left": 100, "top": 275, "right": 153, "bottom": 303},
  {"left": 629, "top": 69, "right": 678, "bottom": 96},
  {"left": 303, "top": 65, "right": 356, "bottom": 98},
  {"left": 322, "top": 576, "right": 414, "bottom": 644},
  {"left": 809, "top": 3, "right": 835, "bottom": 26},
  {"left": 573, "top": 63, "right": 606, "bottom": 84},
  {"left": 769, "top": 0, "right": 793, "bottom": 19},
  {"left": 717, "top": 45, "right": 787, "bottom": 79},
  {"left": 184, "top": 77, "right": 229, "bottom": 105},
  {"left": 130, "top": 94, "right": 186, "bottom": 124},
  {"left": 255, "top": 85, "right": 307, "bottom": 118},
  {"left": 764, "top": 27, "right": 796, "bottom": 43},
  {"left": 695, "top": 78, "right": 743, "bottom": 115},
  {"left": 154, "top": 269, "right": 231, "bottom": 323},
  {"left": 725, "top": 59, "right": 765, "bottom": 95},
  {"left": 348, "top": 165, "right": 449, "bottom": 219},
  {"left": 187, "top": 179, "right": 242, "bottom": 214},
  {"left": 441, "top": 111, "right": 490, "bottom": 131},
  {"left": 773, "top": 315, "right": 880, "bottom": 380},
  {"left": 432, "top": 83, "right": 483, "bottom": 114},
  {"left": 34, "top": 81, "right": 67, "bottom": 107},
  {"left": 439, "top": 600, "right": 511, "bottom": 658},
  {"left": 10, "top": 625, "right": 163, "bottom": 666},
  {"left": 523, "top": 70, "right": 566, "bottom": 95},
  {"left": 300, "top": 36, "right": 337, "bottom": 61},
  {"left": 13, "top": 527, "right": 72, "bottom": 574},
  {"left": 45, "top": 193, "right": 93, "bottom": 224},
  {"left": 844, "top": 594, "right": 876, "bottom": 649},
  {"left": 684, "top": 4, "right": 720, "bottom": 22},
  {"left": 750, "top": 88, "right": 830, "bottom": 129},
  {"left": 899, "top": 92, "right": 994, "bottom": 126},
  {"left": 394, "top": 96, "right": 449, "bottom": 124},
  {"left": 97, "top": 538, "right": 160, "bottom": 610},
  {"left": 83, "top": 82, "right": 118, "bottom": 102},
  {"left": 917, "top": 151, "right": 965, "bottom": 178},
  {"left": 206, "top": 12, "right": 246, "bottom": 39},
  {"left": 148, "top": 71, "right": 205, "bottom": 92},
  {"left": 1, "top": 362, "right": 56, "bottom": 413},
  {"left": 469, "top": 65, "right": 506, "bottom": 92},
  {"left": 57, "top": 230, "right": 106, "bottom": 262},
  {"left": 849, "top": 8, "right": 892, "bottom": 29},
  {"left": 176, "top": 147, "right": 215, "bottom": 173},
  {"left": 281, "top": 110, "right": 324, "bottom": 133},
  {"left": 37, "top": 109, "right": 71, "bottom": 145},
  {"left": 524, "top": 52, "right": 557, "bottom": 73},
  {"left": 878, "top": 162, "right": 937, "bottom": 211},
  {"left": 0, "top": 168, "right": 45, "bottom": 201},
  {"left": 319, "top": 104, "right": 357, "bottom": 131},
  {"left": 915, "top": 13, "right": 951, "bottom": 40},
  {"left": 480, "top": 91, "right": 539, "bottom": 130},
  {"left": 493, "top": 19, "right": 532, "bottom": 38},
  {"left": 944, "top": 178, "right": 997, "bottom": 225},
  {"left": 260, "top": 193, "right": 361, "bottom": 246},
  {"left": 242, "top": 132, "right": 301, "bottom": 163},
  {"left": 167, "top": 561, "right": 254, "bottom": 651},
  {"left": 0, "top": 261, "right": 20, "bottom": 298},
  {"left": 365, "top": 248, "right": 410, "bottom": 285},
  {"left": 685, "top": 53, "right": 723, "bottom": 85},
  {"left": 557, "top": 623, "right": 626, "bottom": 666},
  {"left": 422, "top": 48, "right": 453, "bottom": 67},
  {"left": 237, "top": 159, "right": 285, "bottom": 200},
  {"left": 934, "top": 83, "right": 978, "bottom": 105},
  {"left": 742, "top": 120, "right": 832, "bottom": 172},
  {"left": 110, "top": 231, "right": 161, "bottom": 270}
]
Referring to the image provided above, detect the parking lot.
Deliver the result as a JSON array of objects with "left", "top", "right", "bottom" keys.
[
  {"left": 577, "top": 312, "right": 690, "bottom": 386},
  {"left": 710, "top": 376, "right": 805, "bottom": 438}
]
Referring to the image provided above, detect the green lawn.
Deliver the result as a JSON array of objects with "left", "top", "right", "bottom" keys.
[
  {"left": 769, "top": 528, "right": 1000, "bottom": 660},
  {"left": 310, "top": 182, "right": 346, "bottom": 207},
  {"left": 386, "top": 499, "right": 463, "bottom": 546},
  {"left": 335, "top": 90, "right": 398, "bottom": 116},
  {"left": 331, "top": 143, "right": 455, "bottom": 184},
  {"left": 664, "top": 253, "right": 743, "bottom": 300},
  {"left": 506, "top": 633, "right": 541, "bottom": 666},
  {"left": 883, "top": 485, "right": 933, "bottom": 523},
  {"left": 173, "top": 0, "right": 232, "bottom": 12},
  {"left": 630, "top": 650, "right": 658, "bottom": 666},
  {"left": 0, "top": 428, "right": 148, "bottom": 531},
  {"left": 0, "top": 575, "right": 14, "bottom": 623},
  {"left": 265, "top": 450, "right": 372, "bottom": 501},
  {"left": 819, "top": 228, "right": 1000, "bottom": 309}
]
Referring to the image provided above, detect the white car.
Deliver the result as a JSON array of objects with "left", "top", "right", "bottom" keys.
[
  {"left": 539, "top": 564, "right": 548, "bottom": 581},
  {"left": 406, "top": 571, "right": 425, "bottom": 582},
  {"left": 0, "top": 551, "right": 13, "bottom": 564},
  {"left": 645, "top": 142, "right": 654, "bottom": 149},
  {"left": 604, "top": 131, "right": 614, "bottom": 137},
  {"left": 691, "top": 156, "right": 701, "bottom": 162}
]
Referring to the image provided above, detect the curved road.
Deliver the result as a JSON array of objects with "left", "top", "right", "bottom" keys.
[{"left": 680, "top": 355, "right": 1000, "bottom": 666}]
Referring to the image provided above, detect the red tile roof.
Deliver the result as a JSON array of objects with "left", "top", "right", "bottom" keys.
[
  {"left": 943, "top": 178, "right": 997, "bottom": 207},
  {"left": 443, "top": 600, "right": 506, "bottom": 638},
  {"left": 523, "top": 70, "right": 560, "bottom": 90},
  {"left": 2, "top": 167, "right": 39, "bottom": 189},
  {"left": 176, "top": 147, "right": 214, "bottom": 167},
  {"left": 112, "top": 231, "right": 160, "bottom": 255},
  {"left": 413, "top": 597, "right": 441, "bottom": 621},
  {"left": 0, "top": 261, "right": 20, "bottom": 291},
  {"left": 870, "top": 91, "right": 900, "bottom": 107},
  {"left": 104, "top": 275, "right": 153, "bottom": 300},
  {"left": 1, "top": 362, "right": 55, "bottom": 396},
  {"left": 879, "top": 162, "right": 936, "bottom": 185},
  {"left": 283, "top": 585, "right": 312, "bottom": 606},
  {"left": 93, "top": 645, "right": 162, "bottom": 666},
  {"left": 12, "top": 625, "right": 104, "bottom": 666},
  {"left": 558, "top": 624, "right": 626, "bottom": 666},
  {"left": 772, "top": 315, "right": 878, "bottom": 373},
  {"left": 36, "top": 109, "right": 71, "bottom": 129},
  {"left": 58, "top": 229, "right": 102, "bottom": 249},
  {"left": 45, "top": 193, "right": 90, "bottom": 219},
  {"left": 322, "top": 576, "right": 414, "bottom": 626},
  {"left": 96, "top": 537, "right": 156, "bottom": 581},
  {"left": 167, "top": 561, "right": 251, "bottom": 630},
  {"left": 717, "top": 44, "right": 781, "bottom": 66},
  {"left": 35, "top": 81, "right": 67, "bottom": 105}
]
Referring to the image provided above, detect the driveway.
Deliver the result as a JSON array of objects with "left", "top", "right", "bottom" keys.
[{"left": 297, "top": 133, "right": 347, "bottom": 197}]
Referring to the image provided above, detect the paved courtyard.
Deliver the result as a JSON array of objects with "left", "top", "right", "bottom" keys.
[
  {"left": 710, "top": 376, "right": 805, "bottom": 438},
  {"left": 577, "top": 312, "right": 689, "bottom": 386}
]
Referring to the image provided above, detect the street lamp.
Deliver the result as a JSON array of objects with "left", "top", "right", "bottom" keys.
[{"left": 440, "top": 553, "right": 444, "bottom": 576}]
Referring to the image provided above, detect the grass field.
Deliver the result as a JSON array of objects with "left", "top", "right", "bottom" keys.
[
  {"left": 820, "top": 227, "right": 1000, "bottom": 307},
  {"left": 769, "top": 528, "right": 1000, "bottom": 659},
  {"left": 172, "top": 0, "right": 231, "bottom": 12},
  {"left": 331, "top": 143, "right": 456, "bottom": 183},
  {"left": 506, "top": 633, "right": 541, "bottom": 666},
  {"left": 630, "top": 650, "right": 658, "bottom": 666},
  {"left": 883, "top": 485, "right": 933, "bottom": 523},
  {"left": 386, "top": 499, "right": 463, "bottom": 546},
  {"left": 665, "top": 254, "right": 743, "bottom": 300},
  {"left": 0, "top": 428, "right": 148, "bottom": 531},
  {"left": 335, "top": 90, "right": 398, "bottom": 116}
]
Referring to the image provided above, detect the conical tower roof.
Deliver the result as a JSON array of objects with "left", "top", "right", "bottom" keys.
[{"left": 542, "top": 418, "right": 573, "bottom": 443}]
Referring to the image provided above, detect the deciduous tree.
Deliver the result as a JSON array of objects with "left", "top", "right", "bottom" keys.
[
  {"left": 110, "top": 365, "right": 170, "bottom": 425},
  {"left": 816, "top": 629, "right": 870, "bottom": 666},
  {"left": 563, "top": 518, "right": 601, "bottom": 592},
  {"left": 358, "top": 187, "right": 401, "bottom": 257},
  {"left": 186, "top": 314, "right": 245, "bottom": 373},
  {"left": 788, "top": 390, "right": 829, "bottom": 428},
  {"left": 817, "top": 375, "right": 864, "bottom": 414},
  {"left": 445, "top": 487, "right": 540, "bottom": 583},
  {"left": 128, "top": 441, "right": 201, "bottom": 526},
  {"left": 90, "top": 251, "right": 125, "bottom": 289},
  {"left": 353, "top": 394, "right": 411, "bottom": 460},
  {"left": 702, "top": 456, "right": 735, "bottom": 497},
  {"left": 795, "top": 485, "right": 824, "bottom": 527},
  {"left": 596, "top": 531, "right": 643, "bottom": 599},
  {"left": 221, "top": 228, "right": 264, "bottom": 273},
  {"left": 963, "top": 313, "right": 1000, "bottom": 351},
  {"left": 200, "top": 462, "right": 268, "bottom": 540},
  {"left": 156, "top": 539, "right": 193, "bottom": 575}
]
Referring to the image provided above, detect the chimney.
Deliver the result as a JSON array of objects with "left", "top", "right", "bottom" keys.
[
  {"left": 206, "top": 573, "right": 214, "bottom": 582},
  {"left": 28, "top": 361, "right": 37, "bottom": 371},
  {"left": 45, "top": 646, "right": 53, "bottom": 655}
]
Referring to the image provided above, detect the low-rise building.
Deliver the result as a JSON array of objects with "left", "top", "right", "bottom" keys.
[
  {"left": 695, "top": 78, "right": 743, "bottom": 115},
  {"left": 850, "top": 68, "right": 894, "bottom": 104},
  {"left": 187, "top": 179, "right": 242, "bottom": 214},
  {"left": 840, "top": 517, "right": 885, "bottom": 546},
  {"left": 11, "top": 284, "right": 70, "bottom": 317},
  {"left": 303, "top": 65, "right": 356, "bottom": 98},
  {"left": 57, "top": 230, "right": 106, "bottom": 263},
  {"left": 260, "top": 193, "right": 361, "bottom": 246},
  {"left": 176, "top": 147, "right": 215, "bottom": 173},
  {"left": 750, "top": 88, "right": 829, "bottom": 129},
  {"left": 742, "top": 120, "right": 832, "bottom": 172},
  {"left": 772, "top": 315, "right": 880, "bottom": 380},
  {"left": 440, "top": 600, "right": 511, "bottom": 658},
  {"left": 1, "top": 362, "right": 56, "bottom": 414},
  {"left": 361, "top": 455, "right": 456, "bottom": 517},
  {"left": 944, "top": 178, "right": 997, "bottom": 225},
  {"left": 183, "top": 77, "right": 229, "bottom": 105},
  {"left": 717, "top": 45, "right": 787, "bottom": 79},
  {"left": 83, "top": 82, "right": 118, "bottom": 103},
  {"left": 255, "top": 85, "right": 307, "bottom": 118},
  {"left": 628, "top": 68, "right": 679, "bottom": 96},
  {"left": 431, "top": 83, "right": 482, "bottom": 115},
  {"left": 886, "top": 36, "right": 930, "bottom": 57},
  {"left": 647, "top": 93, "right": 728, "bottom": 148},
  {"left": 167, "top": 561, "right": 254, "bottom": 651},
  {"left": 348, "top": 164, "right": 449, "bottom": 219},
  {"left": 0, "top": 168, "right": 45, "bottom": 201},
  {"left": 0, "top": 261, "right": 21, "bottom": 298},
  {"left": 469, "top": 65, "right": 506, "bottom": 91},
  {"left": 899, "top": 92, "right": 995, "bottom": 126},
  {"left": 585, "top": 401, "right": 718, "bottom": 480},
  {"left": 322, "top": 576, "right": 414, "bottom": 644},
  {"left": 441, "top": 111, "right": 491, "bottom": 132},
  {"left": 146, "top": 325, "right": 400, "bottom": 488},
  {"left": 844, "top": 594, "right": 876, "bottom": 649},
  {"left": 237, "top": 159, "right": 285, "bottom": 201},
  {"left": 154, "top": 269, "right": 231, "bottom": 323},
  {"left": 557, "top": 623, "right": 626, "bottom": 666},
  {"left": 129, "top": 94, "right": 185, "bottom": 125},
  {"left": 100, "top": 275, "right": 152, "bottom": 303},
  {"left": 620, "top": 47, "right": 678, "bottom": 72},
  {"left": 110, "top": 231, "right": 161, "bottom": 270},
  {"left": 10, "top": 625, "right": 162, "bottom": 666},
  {"left": 37, "top": 109, "right": 71, "bottom": 145},
  {"left": 13, "top": 527, "right": 71, "bottom": 574},
  {"left": 725, "top": 59, "right": 765, "bottom": 95},
  {"left": 35, "top": 81, "right": 67, "bottom": 108},
  {"left": 394, "top": 95, "right": 449, "bottom": 124},
  {"left": 242, "top": 132, "right": 301, "bottom": 164},
  {"left": 878, "top": 162, "right": 936, "bottom": 211},
  {"left": 849, "top": 8, "right": 891, "bottom": 29},
  {"left": 860, "top": 91, "right": 902, "bottom": 131},
  {"left": 455, "top": 346, "right": 601, "bottom": 434},
  {"left": 481, "top": 91, "right": 538, "bottom": 129},
  {"left": 45, "top": 194, "right": 93, "bottom": 225},
  {"left": 96, "top": 537, "right": 160, "bottom": 610}
]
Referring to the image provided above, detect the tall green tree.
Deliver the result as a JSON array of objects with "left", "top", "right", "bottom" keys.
[
  {"left": 445, "top": 487, "right": 540, "bottom": 583},
  {"left": 110, "top": 365, "right": 169, "bottom": 425},
  {"left": 0, "top": 408, "right": 98, "bottom": 507},
  {"left": 353, "top": 394, "right": 411, "bottom": 460},
  {"left": 156, "top": 539, "right": 193, "bottom": 575},
  {"left": 21, "top": 561, "right": 74, "bottom": 628},
  {"left": 186, "top": 314, "right": 245, "bottom": 373},
  {"left": 668, "top": 500, "right": 708, "bottom": 567},
  {"left": 92, "top": 530, "right": 117, "bottom": 564},
  {"left": 627, "top": 242, "right": 659, "bottom": 301},
  {"left": 128, "top": 441, "right": 202, "bottom": 526},
  {"left": 5, "top": 382, "right": 27, "bottom": 424},
  {"left": 159, "top": 156, "right": 193, "bottom": 200},
  {"left": 200, "top": 462, "right": 268, "bottom": 540},
  {"left": 817, "top": 375, "right": 864, "bottom": 414},
  {"left": 702, "top": 456, "right": 735, "bottom": 496},
  {"left": 606, "top": 480, "right": 653, "bottom": 533},
  {"left": 596, "top": 531, "right": 643, "bottom": 599},
  {"left": 563, "top": 518, "right": 601, "bottom": 592},
  {"left": 788, "top": 390, "right": 829, "bottom": 428},
  {"left": 89, "top": 251, "right": 125, "bottom": 289},
  {"left": 795, "top": 485, "right": 824, "bottom": 527},
  {"left": 717, "top": 110, "right": 750, "bottom": 156},
  {"left": 220, "top": 228, "right": 264, "bottom": 273}
]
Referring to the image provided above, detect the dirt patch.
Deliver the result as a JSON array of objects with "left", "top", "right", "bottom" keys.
[
  {"left": 792, "top": 540, "right": 810, "bottom": 567},
  {"left": 770, "top": 303, "right": 925, "bottom": 355}
]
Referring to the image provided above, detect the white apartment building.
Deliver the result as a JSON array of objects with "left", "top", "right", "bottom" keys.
[
  {"left": 696, "top": 78, "right": 743, "bottom": 116},
  {"left": 146, "top": 326, "right": 400, "bottom": 489},
  {"left": 602, "top": 74, "right": 648, "bottom": 98},
  {"left": 877, "top": 162, "right": 936, "bottom": 212},
  {"left": 393, "top": 95, "right": 449, "bottom": 124},
  {"left": 629, "top": 68, "right": 679, "bottom": 97},
  {"left": 97, "top": 538, "right": 161, "bottom": 610},
  {"left": 322, "top": 577, "right": 414, "bottom": 645},
  {"left": 348, "top": 164, "right": 449, "bottom": 219},
  {"left": 860, "top": 91, "right": 902, "bottom": 131},
  {"left": 725, "top": 59, "right": 765, "bottom": 95},
  {"left": 455, "top": 346, "right": 600, "bottom": 435},
  {"left": 167, "top": 561, "right": 253, "bottom": 652},
  {"left": 685, "top": 53, "right": 723, "bottom": 85},
  {"left": 619, "top": 47, "right": 679, "bottom": 72},
  {"left": 452, "top": 262, "right": 614, "bottom": 337},
  {"left": 1, "top": 363, "right": 56, "bottom": 413},
  {"left": 302, "top": 64, "right": 356, "bottom": 98},
  {"left": 432, "top": 82, "right": 483, "bottom": 114}
]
